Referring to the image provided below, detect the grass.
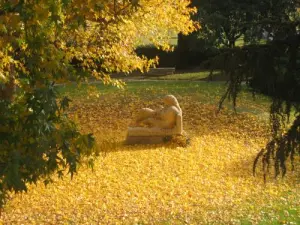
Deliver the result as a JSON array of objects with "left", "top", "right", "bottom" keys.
[
  {"left": 111, "top": 70, "right": 221, "bottom": 81},
  {"left": 57, "top": 80, "right": 271, "bottom": 116},
  {"left": 138, "top": 32, "right": 178, "bottom": 46},
  {"left": 240, "top": 208, "right": 300, "bottom": 225},
  {"left": 146, "top": 71, "right": 221, "bottom": 80},
  {"left": 2, "top": 80, "right": 298, "bottom": 224}
]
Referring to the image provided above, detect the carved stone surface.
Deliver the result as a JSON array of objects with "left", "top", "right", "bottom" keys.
[{"left": 126, "top": 95, "right": 183, "bottom": 144}]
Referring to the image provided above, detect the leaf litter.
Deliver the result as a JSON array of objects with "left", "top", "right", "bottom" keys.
[{"left": 1, "top": 91, "right": 299, "bottom": 224}]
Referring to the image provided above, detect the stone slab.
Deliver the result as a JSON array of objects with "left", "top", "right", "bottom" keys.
[{"left": 125, "top": 136, "right": 172, "bottom": 145}]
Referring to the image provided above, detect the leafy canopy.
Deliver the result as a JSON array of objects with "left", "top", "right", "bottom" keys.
[{"left": 0, "top": 0, "right": 196, "bottom": 207}]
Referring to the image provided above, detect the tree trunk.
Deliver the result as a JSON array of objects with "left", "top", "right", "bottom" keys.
[
  {"left": 176, "top": 33, "right": 190, "bottom": 70},
  {"left": 229, "top": 39, "right": 235, "bottom": 48}
]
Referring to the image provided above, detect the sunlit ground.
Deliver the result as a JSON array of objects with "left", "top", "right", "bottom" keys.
[{"left": 1, "top": 81, "right": 299, "bottom": 224}]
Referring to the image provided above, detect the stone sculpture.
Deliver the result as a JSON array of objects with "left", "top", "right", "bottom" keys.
[{"left": 126, "top": 95, "right": 183, "bottom": 144}]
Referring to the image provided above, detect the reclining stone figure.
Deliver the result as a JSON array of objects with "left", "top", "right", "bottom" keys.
[{"left": 126, "top": 95, "right": 183, "bottom": 144}]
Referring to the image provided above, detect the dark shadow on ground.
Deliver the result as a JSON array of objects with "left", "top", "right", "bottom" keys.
[{"left": 99, "top": 136, "right": 190, "bottom": 155}]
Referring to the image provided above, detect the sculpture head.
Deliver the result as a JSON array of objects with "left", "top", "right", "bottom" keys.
[{"left": 162, "top": 95, "right": 181, "bottom": 112}]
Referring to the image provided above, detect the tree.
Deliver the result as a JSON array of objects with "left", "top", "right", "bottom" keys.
[
  {"left": 176, "top": 0, "right": 257, "bottom": 69},
  {"left": 194, "top": 0, "right": 258, "bottom": 48},
  {"left": 207, "top": 0, "right": 300, "bottom": 180},
  {"left": 178, "top": 0, "right": 299, "bottom": 179},
  {"left": 0, "top": 0, "right": 197, "bottom": 207}
]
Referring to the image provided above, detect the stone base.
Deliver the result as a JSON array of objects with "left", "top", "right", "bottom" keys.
[{"left": 125, "top": 135, "right": 172, "bottom": 145}]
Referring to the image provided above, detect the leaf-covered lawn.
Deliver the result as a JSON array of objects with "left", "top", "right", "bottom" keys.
[{"left": 2, "top": 82, "right": 299, "bottom": 224}]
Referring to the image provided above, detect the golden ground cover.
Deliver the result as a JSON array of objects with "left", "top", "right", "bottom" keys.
[{"left": 1, "top": 88, "right": 299, "bottom": 224}]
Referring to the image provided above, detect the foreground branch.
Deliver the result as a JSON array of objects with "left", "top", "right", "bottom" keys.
[{"left": 253, "top": 115, "right": 300, "bottom": 181}]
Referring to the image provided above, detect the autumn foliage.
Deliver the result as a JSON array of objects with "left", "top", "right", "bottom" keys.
[
  {"left": 0, "top": 0, "right": 196, "bottom": 206},
  {"left": 1, "top": 87, "right": 299, "bottom": 224}
]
